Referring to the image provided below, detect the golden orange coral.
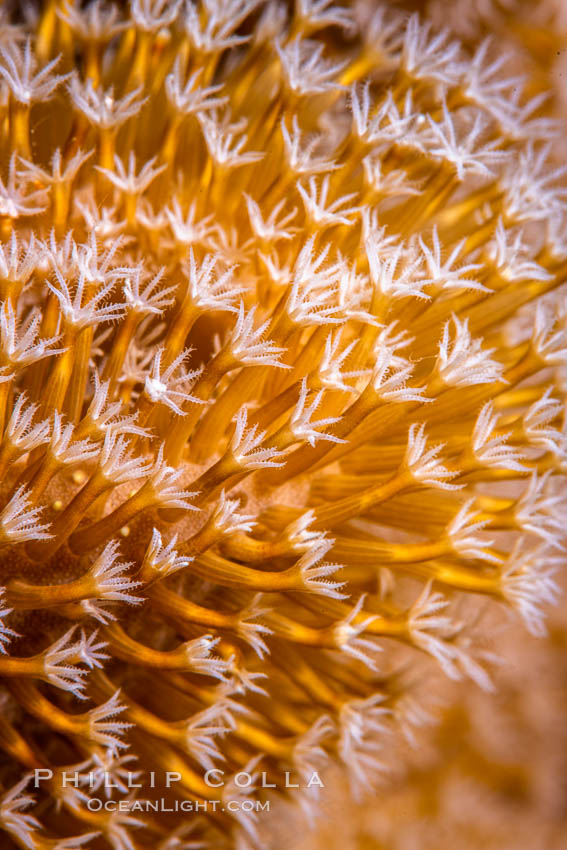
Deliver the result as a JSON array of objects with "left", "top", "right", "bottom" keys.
[{"left": 0, "top": 0, "right": 565, "bottom": 848}]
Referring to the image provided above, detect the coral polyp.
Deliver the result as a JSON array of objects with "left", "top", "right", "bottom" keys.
[{"left": 0, "top": 0, "right": 565, "bottom": 848}]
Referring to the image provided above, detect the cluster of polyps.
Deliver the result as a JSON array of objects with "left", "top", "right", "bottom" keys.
[{"left": 0, "top": 0, "right": 565, "bottom": 848}]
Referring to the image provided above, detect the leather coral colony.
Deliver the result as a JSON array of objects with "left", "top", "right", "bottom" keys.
[{"left": 0, "top": 0, "right": 565, "bottom": 847}]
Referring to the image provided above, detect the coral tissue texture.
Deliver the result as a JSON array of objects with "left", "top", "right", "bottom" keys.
[{"left": 0, "top": 0, "right": 566, "bottom": 848}]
